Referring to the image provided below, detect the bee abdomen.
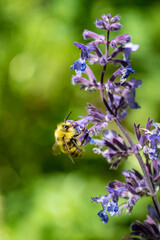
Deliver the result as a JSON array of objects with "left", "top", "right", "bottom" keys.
[{"left": 71, "top": 149, "right": 83, "bottom": 157}]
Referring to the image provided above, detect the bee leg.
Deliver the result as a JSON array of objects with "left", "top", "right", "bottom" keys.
[
  {"left": 63, "top": 136, "right": 74, "bottom": 164},
  {"left": 71, "top": 139, "right": 81, "bottom": 150},
  {"left": 80, "top": 132, "right": 90, "bottom": 146},
  {"left": 68, "top": 119, "right": 78, "bottom": 128},
  {"left": 74, "top": 123, "right": 89, "bottom": 138}
]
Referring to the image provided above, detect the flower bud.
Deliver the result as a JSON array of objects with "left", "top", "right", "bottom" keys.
[
  {"left": 107, "top": 23, "right": 122, "bottom": 31},
  {"left": 110, "top": 34, "right": 131, "bottom": 48},
  {"left": 101, "top": 14, "right": 111, "bottom": 23},
  {"left": 83, "top": 29, "right": 105, "bottom": 40},
  {"left": 94, "top": 19, "right": 108, "bottom": 29},
  {"left": 110, "top": 14, "right": 120, "bottom": 23}
]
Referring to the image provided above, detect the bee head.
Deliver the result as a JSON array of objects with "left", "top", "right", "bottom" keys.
[{"left": 62, "top": 124, "right": 70, "bottom": 130}]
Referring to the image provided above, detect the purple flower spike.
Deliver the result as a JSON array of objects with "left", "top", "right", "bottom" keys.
[
  {"left": 68, "top": 12, "right": 160, "bottom": 231},
  {"left": 95, "top": 14, "right": 122, "bottom": 31}
]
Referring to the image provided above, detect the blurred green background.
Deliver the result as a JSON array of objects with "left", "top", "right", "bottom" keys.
[{"left": 0, "top": 0, "right": 160, "bottom": 239}]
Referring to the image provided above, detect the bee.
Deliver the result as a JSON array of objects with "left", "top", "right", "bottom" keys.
[{"left": 52, "top": 112, "right": 87, "bottom": 163}]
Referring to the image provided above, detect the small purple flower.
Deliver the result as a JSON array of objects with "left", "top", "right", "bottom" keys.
[
  {"left": 92, "top": 188, "right": 119, "bottom": 223},
  {"left": 107, "top": 23, "right": 122, "bottom": 31},
  {"left": 110, "top": 34, "right": 131, "bottom": 48},
  {"left": 70, "top": 58, "right": 86, "bottom": 76},
  {"left": 71, "top": 43, "right": 96, "bottom": 76},
  {"left": 126, "top": 87, "right": 140, "bottom": 109},
  {"left": 78, "top": 103, "right": 108, "bottom": 136},
  {"left": 110, "top": 14, "right": 121, "bottom": 23},
  {"left": 94, "top": 18, "right": 108, "bottom": 30},
  {"left": 106, "top": 79, "right": 141, "bottom": 120},
  {"left": 101, "top": 14, "right": 112, "bottom": 23},
  {"left": 91, "top": 130, "right": 129, "bottom": 168},
  {"left": 147, "top": 123, "right": 160, "bottom": 160},
  {"left": 97, "top": 210, "right": 109, "bottom": 223},
  {"left": 134, "top": 117, "right": 154, "bottom": 147},
  {"left": 123, "top": 42, "right": 139, "bottom": 62},
  {"left": 67, "top": 116, "right": 92, "bottom": 146},
  {"left": 135, "top": 120, "right": 160, "bottom": 161},
  {"left": 83, "top": 29, "right": 105, "bottom": 41},
  {"left": 71, "top": 64, "right": 99, "bottom": 91},
  {"left": 107, "top": 200, "right": 119, "bottom": 216},
  {"left": 73, "top": 42, "right": 95, "bottom": 57}
]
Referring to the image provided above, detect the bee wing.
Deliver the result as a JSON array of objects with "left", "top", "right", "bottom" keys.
[
  {"left": 52, "top": 142, "right": 61, "bottom": 155},
  {"left": 63, "top": 136, "right": 74, "bottom": 164}
]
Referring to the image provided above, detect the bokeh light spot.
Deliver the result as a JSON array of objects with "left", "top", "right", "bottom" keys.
[{"left": 9, "top": 52, "right": 36, "bottom": 82}]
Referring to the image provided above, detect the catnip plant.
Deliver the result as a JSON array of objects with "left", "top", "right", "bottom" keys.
[{"left": 68, "top": 13, "right": 160, "bottom": 239}]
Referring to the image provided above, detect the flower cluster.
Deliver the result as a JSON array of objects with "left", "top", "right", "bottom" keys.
[
  {"left": 71, "top": 13, "right": 141, "bottom": 125},
  {"left": 92, "top": 168, "right": 149, "bottom": 223},
  {"left": 90, "top": 118, "right": 160, "bottom": 224},
  {"left": 68, "top": 11, "right": 160, "bottom": 238},
  {"left": 134, "top": 119, "right": 160, "bottom": 161},
  {"left": 91, "top": 130, "right": 129, "bottom": 168}
]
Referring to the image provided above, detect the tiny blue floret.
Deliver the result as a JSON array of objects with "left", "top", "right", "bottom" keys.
[
  {"left": 107, "top": 200, "right": 119, "bottom": 216},
  {"left": 70, "top": 59, "right": 86, "bottom": 76},
  {"left": 97, "top": 210, "right": 109, "bottom": 223}
]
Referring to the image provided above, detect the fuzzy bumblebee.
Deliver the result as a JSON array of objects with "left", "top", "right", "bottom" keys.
[{"left": 53, "top": 121, "right": 84, "bottom": 163}]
